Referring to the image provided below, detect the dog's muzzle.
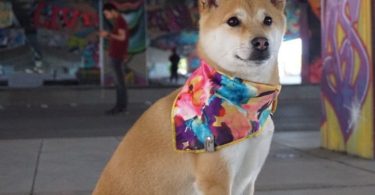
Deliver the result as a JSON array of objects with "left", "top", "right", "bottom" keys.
[{"left": 250, "top": 37, "right": 270, "bottom": 61}]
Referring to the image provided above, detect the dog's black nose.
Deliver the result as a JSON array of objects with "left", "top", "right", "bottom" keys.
[{"left": 251, "top": 37, "right": 269, "bottom": 51}]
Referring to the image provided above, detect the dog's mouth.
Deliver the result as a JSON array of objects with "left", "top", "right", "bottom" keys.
[
  {"left": 249, "top": 50, "right": 271, "bottom": 61},
  {"left": 235, "top": 51, "right": 271, "bottom": 64}
]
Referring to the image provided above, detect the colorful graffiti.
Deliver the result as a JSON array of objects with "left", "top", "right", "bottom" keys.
[
  {"left": 32, "top": 1, "right": 100, "bottom": 71},
  {"left": 147, "top": 0, "right": 198, "bottom": 33},
  {"left": 0, "top": 28, "right": 26, "bottom": 49},
  {"left": 147, "top": 0, "right": 200, "bottom": 81},
  {"left": 321, "top": 0, "right": 374, "bottom": 159},
  {"left": 82, "top": 41, "right": 98, "bottom": 68},
  {"left": 109, "top": 0, "right": 146, "bottom": 54},
  {"left": 306, "top": 1, "right": 322, "bottom": 84},
  {"left": 284, "top": 0, "right": 301, "bottom": 40},
  {"left": 101, "top": 0, "right": 147, "bottom": 86},
  {"left": 150, "top": 31, "right": 198, "bottom": 50},
  {"left": 308, "top": 0, "right": 321, "bottom": 18},
  {"left": 0, "top": 1, "right": 13, "bottom": 29},
  {"left": 33, "top": 2, "right": 98, "bottom": 30}
]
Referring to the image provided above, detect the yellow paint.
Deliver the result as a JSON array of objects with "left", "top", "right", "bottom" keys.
[
  {"left": 347, "top": 89, "right": 374, "bottom": 159},
  {"left": 321, "top": 97, "right": 345, "bottom": 151},
  {"left": 336, "top": 22, "right": 345, "bottom": 49},
  {"left": 327, "top": 39, "right": 332, "bottom": 53},
  {"left": 328, "top": 74, "right": 337, "bottom": 88},
  {"left": 352, "top": 51, "right": 360, "bottom": 85},
  {"left": 321, "top": 0, "right": 374, "bottom": 159},
  {"left": 347, "top": 0, "right": 374, "bottom": 159}
]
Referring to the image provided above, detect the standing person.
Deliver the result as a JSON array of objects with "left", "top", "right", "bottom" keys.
[
  {"left": 169, "top": 48, "right": 180, "bottom": 83},
  {"left": 99, "top": 3, "right": 129, "bottom": 115}
]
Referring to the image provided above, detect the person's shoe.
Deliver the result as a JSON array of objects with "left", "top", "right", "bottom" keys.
[{"left": 106, "top": 107, "right": 125, "bottom": 115}]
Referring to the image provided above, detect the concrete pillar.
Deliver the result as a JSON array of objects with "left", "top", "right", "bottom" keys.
[
  {"left": 320, "top": 0, "right": 374, "bottom": 159},
  {"left": 98, "top": 0, "right": 105, "bottom": 86}
]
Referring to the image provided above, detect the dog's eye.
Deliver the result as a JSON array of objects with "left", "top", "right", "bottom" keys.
[
  {"left": 227, "top": 17, "right": 240, "bottom": 27},
  {"left": 263, "top": 16, "right": 273, "bottom": 26}
]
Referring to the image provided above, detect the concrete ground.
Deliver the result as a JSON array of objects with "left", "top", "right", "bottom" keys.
[{"left": 1, "top": 86, "right": 374, "bottom": 195}]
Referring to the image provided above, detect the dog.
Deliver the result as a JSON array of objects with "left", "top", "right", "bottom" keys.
[{"left": 93, "top": 0, "right": 286, "bottom": 194}]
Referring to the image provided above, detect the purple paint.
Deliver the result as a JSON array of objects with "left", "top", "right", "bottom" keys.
[{"left": 321, "top": 0, "right": 371, "bottom": 142}]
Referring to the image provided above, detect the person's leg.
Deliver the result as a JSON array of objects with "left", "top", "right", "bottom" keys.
[
  {"left": 115, "top": 63, "right": 127, "bottom": 110},
  {"left": 171, "top": 66, "right": 178, "bottom": 83},
  {"left": 109, "top": 58, "right": 127, "bottom": 113},
  {"left": 175, "top": 71, "right": 179, "bottom": 82},
  {"left": 173, "top": 71, "right": 178, "bottom": 82},
  {"left": 170, "top": 67, "right": 174, "bottom": 82}
]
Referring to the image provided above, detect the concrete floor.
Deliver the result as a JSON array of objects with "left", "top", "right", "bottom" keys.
[
  {"left": 0, "top": 86, "right": 374, "bottom": 195},
  {"left": 0, "top": 92, "right": 321, "bottom": 139},
  {"left": 1, "top": 132, "right": 375, "bottom": 195}
]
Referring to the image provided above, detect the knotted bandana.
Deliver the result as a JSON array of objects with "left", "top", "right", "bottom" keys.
[{"left": 172, "top": 61, "right": 281, "bottom": 153}]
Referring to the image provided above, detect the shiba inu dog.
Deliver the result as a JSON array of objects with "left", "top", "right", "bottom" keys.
[{"left": 93, "top": 0, "right": 286, "bottom": 194}]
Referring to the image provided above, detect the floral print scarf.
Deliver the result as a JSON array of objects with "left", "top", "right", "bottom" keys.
[{"left": 172, "top": 61, "right": 281, "bottom": 153}]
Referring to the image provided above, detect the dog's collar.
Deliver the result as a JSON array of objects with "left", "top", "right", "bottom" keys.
[{"left": 172, "top": 60, "right": 281, "bottom": 153}]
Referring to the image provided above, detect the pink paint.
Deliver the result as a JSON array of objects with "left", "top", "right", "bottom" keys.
[{"left": 33, "top": 3, "right": 98, "bottom": 30}]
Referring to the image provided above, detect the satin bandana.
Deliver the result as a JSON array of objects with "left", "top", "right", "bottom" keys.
[{"left": 172, "top": 61, "right": 281, "bottom": 153}]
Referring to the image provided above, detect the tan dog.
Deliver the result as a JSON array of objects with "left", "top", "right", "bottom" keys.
[{"left": 93, "top": 0, "right": 286, "bottom": 194}]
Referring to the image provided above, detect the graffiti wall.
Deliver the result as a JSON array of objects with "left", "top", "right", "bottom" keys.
[
  {"left": 284, "top": 0, "right": 301, "bottom": 41},
  {"left": 321, "top": 0, "right": 374, "bottom": 159},
  {"left": 32, "top": 0, "right": 100, "bottom": 81},
  {"left": 0, "top": 1, "right": 26, "bottom": 50},
  {"left": 306, "top": 0, "right": 322, "bottom": 84},
  {"left": 28, "top": 0, "right": 147, "bottom": 85},
  {"left": 103, "top": 0, "right": 147, "bottom": 86},
  {"left": 0, "top": 0, "right": 147, "bottom": 86},
  {"left": 0, "top": 28, "right": 26, "bottom": 49},
  {"left": 146, "top": 0, "right": 199, "bottom": 83},
  {"left": 0, "top": 1, "right": 13, "bottom": 29}
]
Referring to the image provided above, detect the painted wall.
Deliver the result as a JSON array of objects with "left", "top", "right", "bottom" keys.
[
  {"left": 146, "top": 0, "right": 199, "bottom": 82},
  {"left": 29, "top": 0, "right": 147, "bottom": 85},
  {"left": 0, "top": 1, "right": 13, "bottom": 29},
  {"left": 321, "top": 0, "right": 374, "bottom": 159},
  {"left": 103, "top": 0, "right": 147, "bottom": 86},
  {"left": 33, "top": 0, "right": 99, "bottom": 74},
  {"left": 0, "top": 1, "right": 26, "bottom": 50}
]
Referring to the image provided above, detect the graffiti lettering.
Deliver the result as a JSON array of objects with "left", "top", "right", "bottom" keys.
[
  {"left": 0, "top": 1, "right": 13, "bottom": 29},
  {"left": 33, "top": 3, "right": 98, "bottom": 30},
  {"left": 147, "top": 4, "right": 197, "bottom": 32}
]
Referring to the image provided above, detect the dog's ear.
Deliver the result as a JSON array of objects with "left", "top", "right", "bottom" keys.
[
  {"left": 271, "top": 0, "right": 286, "bottom": 10},
  {"left": 199, "top": 0, "right": 219, "bottom": 11}
]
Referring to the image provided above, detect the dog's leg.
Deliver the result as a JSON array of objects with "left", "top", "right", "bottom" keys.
[
  {"left": 194, "top": 173, "right": 229, "bottom": 195},
  {"left": 245, "top": 181, "right": 255, "bottom": 195},
  {"left": 193, "top": 152, "right": 230, "bottom": 195},
  {"left": 194, "top": 180, "right": 227, "bottom": 195}
]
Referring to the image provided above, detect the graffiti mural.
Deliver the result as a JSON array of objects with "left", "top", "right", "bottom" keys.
[
  {"left": 32, "top": 1, "right": 100, "bottom": 70},
  {"left": 0, "top": 1, "right": 13, "bottom": 29},
  {"left": 306, "top": 0, "right": 322, "bottom": 84},
  {"left": 284, "top": 0, "right": 301, "bottom": 41},
  {"left": 321, "top": 0, "right": 374, "bottom": 159},
  {"left": 147, "top": 0, "right": 198, "bottom": 34},
  {"left": 101, "top": 0, "right": 147, "bottom": 86},
  {"left": 33, "top": 2, "right": 98, "bottom": 30},
  {"left": 308, "top": 0, "right": 321, "bottom": 18},
  {"left": 0, "top": 28, "right": 26, "bottom": 49},
  {"left": 109, "top": 0, "right": 146, "bottom": 54},
  {"left": 146, "top": 0, "right": 199, "bottom": 82}
]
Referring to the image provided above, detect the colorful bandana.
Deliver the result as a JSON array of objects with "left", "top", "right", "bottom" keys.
[{"left": 172, "top": 61, "right": 281, "bottom": 153}]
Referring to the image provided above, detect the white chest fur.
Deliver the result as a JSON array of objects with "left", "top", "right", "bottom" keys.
[{"left": 221, "top": 117, "right": 274, "bottom": 195}]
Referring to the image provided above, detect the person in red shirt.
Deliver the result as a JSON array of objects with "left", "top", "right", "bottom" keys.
[{"left": 99, "top": 3, "right": 129, "bottom": 115}]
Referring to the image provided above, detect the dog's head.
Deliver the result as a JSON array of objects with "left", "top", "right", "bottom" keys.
[{"left": 197, "top": 0, "right": 286, "bottom": 84}]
